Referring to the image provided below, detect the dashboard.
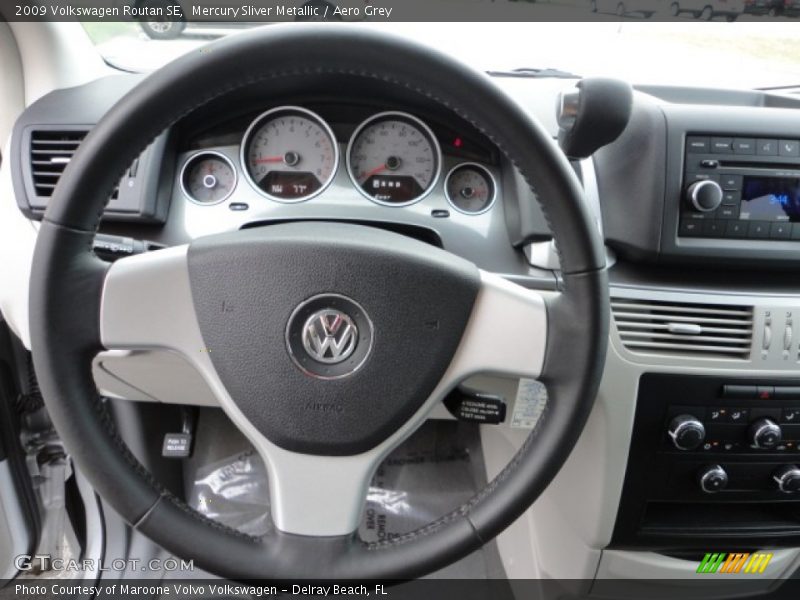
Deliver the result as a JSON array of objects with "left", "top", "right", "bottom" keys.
[{"left": 6, "top": 57, "right": 800, "bottom": 585}]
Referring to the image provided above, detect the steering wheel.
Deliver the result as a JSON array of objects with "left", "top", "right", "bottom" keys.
[{"left": 29, "top": 25, "right": 608, "bottom": 580}]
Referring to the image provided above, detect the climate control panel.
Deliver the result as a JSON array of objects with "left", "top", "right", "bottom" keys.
[
  {"left": 613, "top": 374, "right": 800, "bottom": 550},
  {"left": 664, "top": 384, "right": 800, "bottom": 456}
]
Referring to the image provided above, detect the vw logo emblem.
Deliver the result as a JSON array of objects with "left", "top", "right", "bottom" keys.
[
  {"left": 302, "top": 309, "right": 358, "bottom": 364},
  {"left": 286, "top": 294, "right": 374, "bottom": 379}
]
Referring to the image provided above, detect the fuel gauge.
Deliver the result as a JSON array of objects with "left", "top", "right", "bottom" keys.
[
  {"left": 181, "top": 151, "right": 237, "bottom": 205},
  {"left": 445, "top": 163, "right": 496, "bottom": 215}
]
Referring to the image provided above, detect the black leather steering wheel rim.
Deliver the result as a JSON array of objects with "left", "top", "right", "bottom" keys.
[{"left": 29, "top": 24, "right": 608, "bottom": 580}]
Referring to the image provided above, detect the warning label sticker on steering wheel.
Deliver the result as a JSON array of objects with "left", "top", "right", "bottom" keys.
[{"left": 510, "top": 379, "right": 548, "bottom": 429}]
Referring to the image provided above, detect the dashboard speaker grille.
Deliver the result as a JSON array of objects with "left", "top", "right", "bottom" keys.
[{"left": 612, "top": 298, "right": 754, "bottom": 360}]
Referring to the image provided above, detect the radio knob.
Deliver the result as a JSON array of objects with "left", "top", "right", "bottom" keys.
[
  {"left": 748, "top": 418, "right": 782, "bottom": 449},
  {"left": 698, "top": 464, "right": 728, "bottom": 494},
  {"left": 686, "top": 180, "right": 723, "bottom": 212},
  {"left": 668, "top": 414, "right": 706, "bottom": 451},
  {"left": 773, "top": 465, "right": 800, "bottom": 493}
]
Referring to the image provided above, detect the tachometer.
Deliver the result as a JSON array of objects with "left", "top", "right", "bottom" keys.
[
  {"left": 242, "top": 106, "right": 338, "bottom": 203},
  {"left": 347, "top": 112, "right": 441, "bottom": 206}
]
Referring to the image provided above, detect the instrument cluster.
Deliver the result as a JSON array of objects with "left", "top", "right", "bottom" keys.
[{"left": 179, "top": 105, "right": 497, "bottom": 215}]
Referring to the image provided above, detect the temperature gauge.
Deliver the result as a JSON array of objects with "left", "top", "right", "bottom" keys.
[
  {"left": 445, "top": 163, "right": 496, "bottom": 215},
  {"left": 180, "top": 151, "right": 237, "bottom": 205}
]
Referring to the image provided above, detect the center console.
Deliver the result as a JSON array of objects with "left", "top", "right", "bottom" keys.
[{"left": 613, "top": 374, "right": 800, "bottom": 550}]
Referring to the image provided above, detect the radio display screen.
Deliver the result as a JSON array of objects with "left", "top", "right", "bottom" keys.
[{"left": 740, "top": 176, "right": 800, "bottom": 222}]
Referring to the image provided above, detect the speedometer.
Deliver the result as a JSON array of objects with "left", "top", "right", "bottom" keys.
[
  {"left": 347, "top": 112, "right": 441, "bottom": 206},
  {"left": 242, "top": 106, "right": 338, "bottom": 203}
]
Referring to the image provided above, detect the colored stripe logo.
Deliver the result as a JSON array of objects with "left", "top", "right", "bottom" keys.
[{"left": 697, "top": 552, "right": 773, "bottom": 574}]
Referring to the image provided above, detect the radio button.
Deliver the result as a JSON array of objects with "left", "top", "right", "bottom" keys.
[
  {"left": 721, "top": 191, "right": 740, "bottom": 206},
  {"left": 748, "top": 221, "right": 770, "bottom": 239},
  {"left": 725, "top": 221, "right": 748, "bottom": 238},
  {"left": 717, "top": 205, "right": 739, "bottom": 219},
  {"left": 687, "top": 136, "right": 710, "bottom": 153},
  {"left": 679, "top": 220, "right": 703, "bottom": 237},
  {"left": 757, "top": 139, "right": 778, "bottom": 156},
  {"left": 733, "top": 138, "right": 755, "bottom": 154},
  {"left": 686, "top": 172, "right": 718, "bottom": 184},
  {"left": 703, "top": 220, "right": 725, "bottom": 237},
  {"left": 720, "top": 175, "right": 743, "bottom": 191},
  {"left": 711, "top": 137, "right": 734, "bottom": 153},
  {"left": 779, "top": 140, "right": 800, "bottom": 157},
  {"left": 792, "top": 223, "right": 800, "bottom": 240},
  {"left": 770, "top": 222, "right": 792, "bottom": 239}
]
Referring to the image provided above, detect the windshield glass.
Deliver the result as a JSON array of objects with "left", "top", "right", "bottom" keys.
[{"left": 83, "top": 21, "right": 800, "bottom": 90}]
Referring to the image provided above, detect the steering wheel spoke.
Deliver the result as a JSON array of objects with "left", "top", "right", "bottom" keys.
[
  {"left": 99, "top": 245, "right": 222, "bottom": 402},
  {"left": 444, "top": 271, "right": 548, "bottom": 383}
]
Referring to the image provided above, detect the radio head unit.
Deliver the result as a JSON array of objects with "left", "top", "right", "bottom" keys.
[
  {"left": 679, "top": 135, "right": 800, "bottom": 242},
  {"left": 593, "top": 98, "right": 800, "bottom": 267}
]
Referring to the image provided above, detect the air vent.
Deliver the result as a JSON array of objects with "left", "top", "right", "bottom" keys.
[
  {"left": 29, "top": 129, "right": 88, "bottom": 199},
  {"left": 612, "top": 298, "right": 754, "bottom": 360}
]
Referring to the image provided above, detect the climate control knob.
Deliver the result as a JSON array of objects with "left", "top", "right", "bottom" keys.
[
  {"left": 698, "top": 464, "right": 728, "bottom": 494},
  {"left": 748, "top": 418, "right": 782, "bottom": 449},
  {"left": 668, "top": 414, "right": 706, "bottom": 451},
  {"left": 773, "top": 465, "right": 800, "bottom": 493},
  {"left": 686, "top": 180, "right": 723, "bottom": 212}
]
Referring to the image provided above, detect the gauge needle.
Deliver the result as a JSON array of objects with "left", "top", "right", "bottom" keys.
[
  {"left": 254, "top": 156, "right": 285, "bottom": 164},
  {"left": 360, "top": 163, "right": 386, "bottom": 181}
]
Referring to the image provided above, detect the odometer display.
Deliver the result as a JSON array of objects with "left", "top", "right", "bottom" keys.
[
  {"left": 242, "top": 106, "right": 338, "bottom": 202},
  {"left": 347, "top": 112, "right": 441, "bottom": 206}
]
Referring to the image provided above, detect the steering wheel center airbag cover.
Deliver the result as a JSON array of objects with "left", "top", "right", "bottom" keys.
[{"left": 187, "top": 222, "right": 480, "bottom": 456}]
